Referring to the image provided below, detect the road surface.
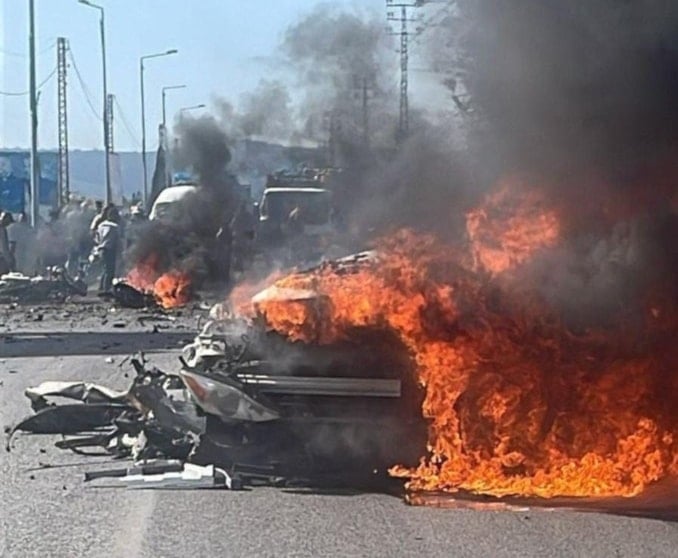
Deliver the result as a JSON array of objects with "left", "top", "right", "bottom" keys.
[{"left": 1, "top": 303, "right": 676, "bottom": 558}]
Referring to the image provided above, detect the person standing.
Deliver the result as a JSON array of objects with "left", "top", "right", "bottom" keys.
[
  {"left": 89, "top": 200, "right": 105, "bottom": 237},
  {"left": 0, "top": 212, "right": 15, "bottom": 275},
  {"left": 230, "top": 201, "right": 256, "bottom": 272},
  {"left": 92, "top": 205, "right": 121, "bottom": 295},
  {"left": 6, "top": 212, "right": 37, "bottom": 275}
]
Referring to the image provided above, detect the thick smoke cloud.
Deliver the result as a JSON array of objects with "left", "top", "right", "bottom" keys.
[
  {"left": 441, "top": 0, "right": 678, "bottom": 322},
  {"left": 452, "top": 1, "right": 678, "bottom": 184},
  {"left": 128, "top": 115, "right": 236, "bottom": 282},
  {"left": 281, "top": 5, "right": 397, "bottom": 151},
  {"left": 346, "top": 125, "right": 472, "bottom": 240},
  {"left": 172, "top": 115, "right": 232, "bottom": 188},
  {"left": 215, "top": 80, "right": 294, "bottom": 143}
]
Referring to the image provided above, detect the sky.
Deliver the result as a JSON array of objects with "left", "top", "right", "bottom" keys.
[{"left": 1, "top": 0, "right": 396, "bottom": 152}]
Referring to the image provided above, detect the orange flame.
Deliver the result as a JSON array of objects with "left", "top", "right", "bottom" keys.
[
  {"left": 126, "top": 255, "right": 192, "bottom": 309},
  {"left": 245, "top": 182, "right": 678, "bottom": 499},
  {"left": 466, "top": 177, "right": 560, "bottom": 275}
]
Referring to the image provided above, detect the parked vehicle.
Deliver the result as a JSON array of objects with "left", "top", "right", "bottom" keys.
[{"left": 148, "top": 183, "right": 198, "bottom": 221}]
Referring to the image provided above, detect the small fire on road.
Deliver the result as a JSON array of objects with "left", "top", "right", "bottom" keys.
[
  {"left": 126, "top": 255, "right": 192, "bottom": 309},
  {"left": 245, "top": 177, "right": 678, "bottom": 499}
]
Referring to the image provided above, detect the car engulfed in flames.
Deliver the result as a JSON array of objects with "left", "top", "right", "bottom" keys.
[
  {"left": 178, "top": 291, "right": 427, "bottom": 479},
  {"left": 224, "top": 176, "right": 677, "bottom": 500}
]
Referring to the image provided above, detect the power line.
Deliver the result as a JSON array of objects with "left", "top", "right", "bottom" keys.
[
  {"left": 0, "top": 39, "right": 56, "bottom": 59},
  {"left": 113, "top": 95, "right": 141, "bottom": 149},
  {"left": 67, "top": 47, "right": 102, "bottom": 122},
  {"left": 0, "top": 65, "right": 57, "bottom": 96}
]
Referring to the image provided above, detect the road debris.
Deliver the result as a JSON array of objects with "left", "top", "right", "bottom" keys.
[
  {"left": 8, "top": 313, "right": 424, "bottom": 490},
  {"left": 0, "top": 269, "right": 87, "bottom": 304},
  {"left": 85, "top": 462, "right": 243, "bottom": 490}
]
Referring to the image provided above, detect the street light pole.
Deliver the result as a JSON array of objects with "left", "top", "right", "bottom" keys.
[
  {"left": 179, "top": 103, "right": 206, "bottom": 114},
  {"left": 162, "top": 84, "right": 186, "bottom": 128},
  {"left": 140, "top": 49, "right": 178, "bottom": 209},
  {"left": 78, "top": 0, "right": 111, "bottom": 204}
]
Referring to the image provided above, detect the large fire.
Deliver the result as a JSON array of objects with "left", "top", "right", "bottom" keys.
[
  {"left": 240, "top": 178, "right": 678, "bottom": 499},
  {"left": 126, "top": 255, "right": 192, "bottom": 309}
]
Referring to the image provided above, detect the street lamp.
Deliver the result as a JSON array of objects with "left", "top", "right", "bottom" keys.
[
  {"left": 140, "top": 49, "right": 178, "bottom": 208},
  {"left": 78, "top": 0, "right": 111, "bottom": 204},
  {"left": 161, "top": 84, "right": 186, "bottom": 127},
  {"left": 179, "top": 104, "right": 206, "bottom": 114}
]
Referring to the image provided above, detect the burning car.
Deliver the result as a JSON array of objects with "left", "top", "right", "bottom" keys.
[{"left": 180, "top": 270, "right": 427, "bottom": 477}]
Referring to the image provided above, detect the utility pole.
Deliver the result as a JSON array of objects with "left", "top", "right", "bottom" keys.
[
  {"left": 361, "top": 76, "right": 371, "bottom": 149},
  {"left": 386, "top": 1, "right": 427, "bottom": 144},
  {"left": 28, "top": 0, "right": 40, "bottom": 227},
  {"left": 352, "top": 74, "right": 373, "bottom": 149},
  {"left": 398, "top": 5, "right": 408, "bottom": 141},
  {"left": 57, "top": 37, "right": 69, "bottom": 207}
]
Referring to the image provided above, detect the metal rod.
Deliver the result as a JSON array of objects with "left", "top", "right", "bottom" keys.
[
  {"left": 161, "top": 84, "right": 186, "bottom": 128},
  {"left": 140, "top": 58, "right": 147, "bottom": 208},
  {"left": 236, "top": 374, "right": 402, "bottom": 398}
]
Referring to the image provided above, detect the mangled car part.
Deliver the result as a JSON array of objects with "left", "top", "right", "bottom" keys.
[
  {"left": 7, "top": 360, "right": 203, "bottom": 461},
  {"left": 111, "top": 280, "right": 158, "bottom": 309},
  {"left": 177, "top": 315, "right": 425, "bottom": 479},
  {"left": 25, "top": 381, "right": 127, "bottom": 411}
]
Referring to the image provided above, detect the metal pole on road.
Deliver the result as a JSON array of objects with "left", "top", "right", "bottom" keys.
[
  {"left": 162, "top": 84, "right": 186, "bottom": 128},
  {"left": 78, "top": 0, "right": 111, "bottom": 205},
  {"left": 28, "top": 0, "right": 40, "bottom": 227},
  {"left": 140, "top": 50, "right": 178, "bottom": 209}
]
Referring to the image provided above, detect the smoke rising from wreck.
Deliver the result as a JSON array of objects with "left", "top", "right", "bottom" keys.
[
  {"left": 452, "top": 1, "right": 678, "bottom": 180},
  {"left": 215, "top": 80, "right": 294, "bottom": 144},
  {"left": 216, "top": 6, "right": 396, "bottom": 149},
  {"left": 438, "top": 0, "right": 678, "bottom": 324},
  {"left": 128, "top": 115, "right": 235, "bottom": 282},
  {"left": 131, "top": 1, "right": 678, "bottom": 319},
  {"left": 331, "top": 1, "right": 678, "bottom": 329}
]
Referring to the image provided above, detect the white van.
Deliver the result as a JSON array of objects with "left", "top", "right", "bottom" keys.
[{"left": 148, "top": 184, "right": 198, "bottom": 221}]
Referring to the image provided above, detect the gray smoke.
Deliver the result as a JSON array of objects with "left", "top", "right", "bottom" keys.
[
  {"left": 128, "top": 115, "right": 236, "bottom": 283},
  {"left": 215, "top": 80, "right": 294, "bottom": 143},
  {"left": 439, "top": 0, "right": 678, "bottom": 322},
  {"left": 281, "top": 5, "right": 397, "bottom": 151},
  {"left": 450, "top": 1, "right": 678, "bottom": 187}
]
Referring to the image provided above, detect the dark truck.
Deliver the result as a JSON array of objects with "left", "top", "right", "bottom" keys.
[{"left": 256, "top": 169, "right": 338, "bottom": 266}]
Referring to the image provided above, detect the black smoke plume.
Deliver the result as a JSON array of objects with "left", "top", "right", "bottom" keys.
[
  {"left": 440, "top": 0, "right": 678, "bottom": 322},
  {"left": 127, "top": 115, "right": 236, "bottom": 284}
]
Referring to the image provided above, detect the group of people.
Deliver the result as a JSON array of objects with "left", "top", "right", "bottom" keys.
[{"left": 0, "top": 198, "right": 147, "bottom": 296}]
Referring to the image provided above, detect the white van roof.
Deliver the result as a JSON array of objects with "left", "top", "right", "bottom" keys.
[
  {"left": 153, "top": 185, "right": 198, "bottom": 204},
  {"left": 262, "top": 187, "right": 328, "bottom": 195}
]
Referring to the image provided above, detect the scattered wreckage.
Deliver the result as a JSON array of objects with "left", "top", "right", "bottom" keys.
[
  {"left": 0, "top": 268, "right": 87, "bottom": 303},
  {"left": 7, "top": 310, "right": 425, "bottom": 490}
]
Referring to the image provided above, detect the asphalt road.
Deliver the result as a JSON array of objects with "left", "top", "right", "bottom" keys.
[{"left": 1, "top": 304, "right": 677, "bottom": 558}]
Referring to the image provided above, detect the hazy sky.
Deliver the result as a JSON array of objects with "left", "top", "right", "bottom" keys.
[{"left": 1, "top": 0, "right": 391, "bottom": 151}]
